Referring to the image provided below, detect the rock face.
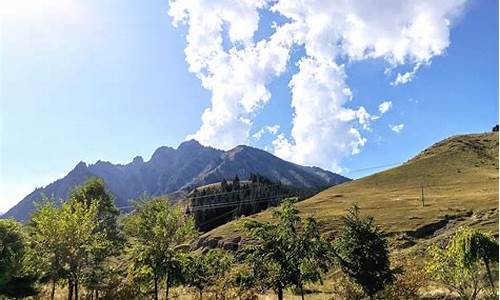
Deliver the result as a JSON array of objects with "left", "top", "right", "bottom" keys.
[{"left": 4, "top": 140, "right": 350, "bottom": 222}]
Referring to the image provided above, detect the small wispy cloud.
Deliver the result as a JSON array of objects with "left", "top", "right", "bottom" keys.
[
  {"left": 389, "top": 123, "right": 405, "bottom": 134},
  {"left": 390, "top": 63, "right": 424, "bottom": 86},
  {"left": 378, "top": 101, "right": 392, "bottom": 115},
  {"left": 252, "top": 124, "right": 280, "bottom": 141}
]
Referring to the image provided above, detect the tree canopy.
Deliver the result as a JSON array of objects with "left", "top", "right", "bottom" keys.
[
  {"left": 0, "top": 219, "right": 37, "bottom": 298},
  {"left": 240, "top": 198, "right": 333, "bottom": 300},
  {"left": 123, "top": 195, "right": 198, "bottom": 300}
]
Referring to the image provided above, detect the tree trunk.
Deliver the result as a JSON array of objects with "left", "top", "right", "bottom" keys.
[
  {"left": 300, "top": 284, "right": 305, "bottom": 300},
  {"left": 165, "top": 275, "right": 170, "bottom": 300},
  {"left": 199, "top": 290, "right": 203, "bottom": 300},
  {"left": 95, "top": 289, "right": 99, "bottom": 300},
  {"left": 50, "top": 278, "right": 56, "bottom": 300},
  {"left": 75, "top": 280, "right": 79, "bottom": 300},
  {"left": 68, "top": 280, "right": 74, "bottom": 300},
  {"left": 277, "top": 287, "right": 283, "bottom": 300},
  {"left": 484, "top": 258, "right": 496, "bottom": 291},
  {"left": 153, "top": 273, "right": 159, "bottom": 300}
]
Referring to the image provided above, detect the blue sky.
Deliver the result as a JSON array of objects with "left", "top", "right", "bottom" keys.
[{"left": 1, "top": 0, "right": 498, "bottom": 212}]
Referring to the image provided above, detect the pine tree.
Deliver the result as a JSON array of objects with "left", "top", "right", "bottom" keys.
[{"left": 334, "top": 205, "right": 395, "bottom": 297}]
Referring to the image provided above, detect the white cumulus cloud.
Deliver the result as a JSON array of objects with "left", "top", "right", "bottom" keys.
[
  {"left": 169, "top": 0, "right": 468, "bottom": 170},
  {"left": 272, "top": 58, "right": 368, "bottom": 171}
]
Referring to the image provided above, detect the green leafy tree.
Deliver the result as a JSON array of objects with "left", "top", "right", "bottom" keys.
[
  {"left": 25, "top": 199, "right": 64, "bottom": 300},
  {"left": 334, "top": 205, "right": 395, "bottom": 298},
  {"left": 69, "top": 177, "right": 121, "bottom": 242},
  {"left": 27, "top": 199, "right": 109, "bottom": 300},
  {"left": 240, "top": 198, "right": 333, "bottom": 300},
  {"left": 123, "top": 196, "right": 198, "bottom": 300},
  {"left": 68, "top": 177, "right": 122, "bottom": 296},
  {"left": 0, "top": 219, "right": 37, "bottom": 298},
  {"left": 182, "top": 249, "right": 233, "bottom": 299},
  {"left": 449, "top": 227, "right": 498, "bottom": 293},
  {"left": 426, "top": 227, "right": 499, "bottom": 300}
]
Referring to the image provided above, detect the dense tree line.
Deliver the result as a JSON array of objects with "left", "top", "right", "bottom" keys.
[
  {"left": 0, "top": 177, "right": 497, "bottom": 300},
  {"left": 186, "top": 174, "right": 308, "bottom": 231}
]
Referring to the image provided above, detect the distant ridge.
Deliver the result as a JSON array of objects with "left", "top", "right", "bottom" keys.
[{"left": 3, "top": 140, "right": 350, "bottom": 222}]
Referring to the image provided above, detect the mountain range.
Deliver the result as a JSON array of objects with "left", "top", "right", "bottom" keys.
[{"left": 3, "top": 140, "right": 349, "bottom": 222}]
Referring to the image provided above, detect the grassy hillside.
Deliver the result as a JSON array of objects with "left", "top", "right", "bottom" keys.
[{"left": 204, "top": 132, "right": 499, "bottom": 245}]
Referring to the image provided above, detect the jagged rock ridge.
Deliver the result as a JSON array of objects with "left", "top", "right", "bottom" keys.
[{"left": 4, "top": 140, "right": 350, "bottom": 221}]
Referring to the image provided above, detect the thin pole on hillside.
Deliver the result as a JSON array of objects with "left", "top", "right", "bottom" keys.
[{"left": 421, "top": 184, "right": 425, "bottom": 207}]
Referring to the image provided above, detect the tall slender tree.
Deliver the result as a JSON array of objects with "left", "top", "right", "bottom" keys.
[{"left": 68, "top": 177, "right": 122, "bottom": 296}]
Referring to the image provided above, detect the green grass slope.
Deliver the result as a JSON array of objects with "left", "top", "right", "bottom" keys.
[{"left": 204, "top": 132, "right": 499, "bottom": 243}]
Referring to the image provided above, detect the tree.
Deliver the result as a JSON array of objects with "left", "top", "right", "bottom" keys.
[
  {"left": 25, "top": 199, "right": 64, "bottom": 300},
  {"left": 123, "top": 196, "right": 198, "bottom": 300},
  {"left": 69, "top": 177, "right": 121, "bottom": 242},
  {"left": 68, "top": 177, "right": 122, "bottom": 297},
  {"left": 334, "top": 205, "right": 395, "bottom": 298},
  {"left": 182, "top": 249, "right": 232, "bottom": 299},
  {"left": 233, "top": 175, "right": 240, "bottom": 190},
  {"left": 221, "top": 179, "right": 229, "bottom": 192},
  {"left": 240, "top": 198, "right": 333, "bottom": 300},
  {"left": 27, "top": 199, "right": 109, "bottom": 300},
  {"left": 426, "top": 227, "right": 499, "bottom": 300},
  {"left": 0, "top": 219, "right": 37, "bottom": 298},
  {"left": 492, "top": 125, "right": 499, "bottom": 132}
]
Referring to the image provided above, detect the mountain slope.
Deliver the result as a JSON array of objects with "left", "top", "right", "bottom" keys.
[
  {"left": 203, "top": 132, "right": 499, "bottom": 246},
  {"left": 3, "top": 140, "right": 349, "bottom": 222}
]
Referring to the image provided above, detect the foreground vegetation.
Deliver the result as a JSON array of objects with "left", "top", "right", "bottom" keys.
[{"left": 0, "top": 176, "right": 498, "bottom": 300}]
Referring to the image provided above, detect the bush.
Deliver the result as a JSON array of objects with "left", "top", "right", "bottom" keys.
[
  {"left": 330, "top": 271, "right": 366, "bottom": 300},
  {"left": 376, "top": 260, "right": 427, "bottom": 300},
  {"left": 331, "top": 260, "right": 427, "bottom": 300}
]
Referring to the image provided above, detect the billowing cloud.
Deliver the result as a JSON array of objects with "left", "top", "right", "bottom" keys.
[
  {"left": 389, "top": 123, "right": 405, "bottom": 134},
  {"left": 169, "top": 0, "right": 293, "bottom": 149},
  {"left": 272, "top": 58, "right": 368, "bottom": 171},
  {"left": 169, "top": 0, "right": 467, "bottom": 170},
  {"left": 378, "top": 101, "right": 393, "bottom": 115}
]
